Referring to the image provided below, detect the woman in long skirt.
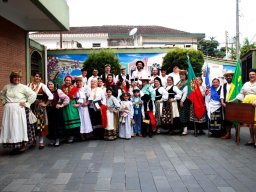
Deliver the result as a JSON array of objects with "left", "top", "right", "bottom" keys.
[
  {"left": 0, "top": 71, "right": 36, "bottom": 153},
  {"left": 73, "top": 77, "right": 93, "bottom": 140},
  {"left": 61, "top": 76, "right": 81, "bottom": 143},
  {"left": 28, "top": 71, "right": 53, "bottom": 149},
  {"left": 46, "top": 80, "right": 69, "bottom": 146},
  {"left": 104, "top": 87, "right": 120, "bottom": 140},
  {"left": 176, "top": 70, "right": 190, "bottom": 135},
  {"left": 164, "top": 76, "right": 182, "bottom": 133},
  {"left": 88, "top": 79, "right": 106, "bottom": 140}
]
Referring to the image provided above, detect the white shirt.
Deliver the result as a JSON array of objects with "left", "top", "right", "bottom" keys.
[
  {"left": 159, "top": 75, "right": 168, "bottom": 88},
  {"left": 132, "top": 69, "right": 148, "bottom": 80},
  {"left": 168, "top": 72, "right": 180, "bottom": 85}
]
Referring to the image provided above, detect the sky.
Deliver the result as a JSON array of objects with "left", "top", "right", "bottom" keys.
[{"left": 67, "top": 0, "right": 256, "bottom": 47}]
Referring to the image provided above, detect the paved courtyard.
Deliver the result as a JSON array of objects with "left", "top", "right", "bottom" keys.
[{"left": 0, "top": 128, "right": 256, "bottom": 192}]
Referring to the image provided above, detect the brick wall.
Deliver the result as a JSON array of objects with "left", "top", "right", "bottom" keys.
[{"left": 0, "top": 16, "right": 26, "bottom": 124}]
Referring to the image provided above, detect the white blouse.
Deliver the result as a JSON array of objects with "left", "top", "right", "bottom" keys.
[{"left": 1, "top": 83, "right": 36, "bottom": 108}]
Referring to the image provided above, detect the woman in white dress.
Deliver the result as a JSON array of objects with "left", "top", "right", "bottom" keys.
[
  {"left": 104, "top": 87, "right": 120, "bottom": 140},
  {"left": 119, "top": 92, "right": 134, "bottom": 139},
  {"left": 0, "top": 71, "right": 36, "bottom": 153},
  {"left": 73, "top": 77, "right": 93, "bottom": 141}
]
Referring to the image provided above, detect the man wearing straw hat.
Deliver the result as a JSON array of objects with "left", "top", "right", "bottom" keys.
[{"left": 220, "top": 70, "right": 234, "bottom": 139}]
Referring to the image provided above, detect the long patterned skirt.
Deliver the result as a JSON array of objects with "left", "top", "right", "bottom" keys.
[
  {"left": 178, "top": 99, "right": 190, "bottom": 127},
  {"left": 104, "top": 110, "right": 118, "bottom": 140},
  {"left": 209, "top": 107, "right": 223, "bottom": 132}
]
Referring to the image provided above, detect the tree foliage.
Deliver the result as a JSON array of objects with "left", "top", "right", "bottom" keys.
[
  {"left": 240, "top": 38, "right": 256, "bottom": 57},
  {"left": 198, "top": 37, "right": 225, "bottom": 58},
  {"left": 162, "top": 48, "right": 204, "bottom": 76},
  {"left": 83, "top": 49, "right": 121, "bottom": 77}
]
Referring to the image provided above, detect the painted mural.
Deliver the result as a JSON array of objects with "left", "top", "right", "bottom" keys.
[
  {"left": 47, "top": 53, "right": 166, "bottom": 87},
  {"left": 47, "top": 52, "right": 236, "bottom": 87}
]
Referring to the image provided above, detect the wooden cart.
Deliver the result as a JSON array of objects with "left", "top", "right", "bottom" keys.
[{"left": 225, "top": 102, "right": 255, "bottom": 144}]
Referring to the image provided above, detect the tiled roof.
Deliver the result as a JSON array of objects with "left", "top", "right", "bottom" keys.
[{"left": 35, "top": 25, "right": 191, "bottom": 35}]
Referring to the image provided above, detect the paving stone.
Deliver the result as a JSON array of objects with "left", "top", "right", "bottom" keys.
[
  {"left": 54, "top": 173, "right": 72, "bottom": 185},
  {"left": 1, "top": 129, "right": 256, "bottom": 192}
]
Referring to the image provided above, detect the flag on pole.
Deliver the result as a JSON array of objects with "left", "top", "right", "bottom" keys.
[
  {"left": 227, "top": 60, "right": 242, "bottom": 101},
  {"left": 187, "top": 55, "right": 206, "bottom": 119}
]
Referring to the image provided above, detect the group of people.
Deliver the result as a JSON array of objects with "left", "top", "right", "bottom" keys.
[{"left": 1, "top": 60, "right": 256, "bottom": 154}]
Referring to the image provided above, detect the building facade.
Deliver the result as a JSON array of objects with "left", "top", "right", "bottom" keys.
[
  {"left": 30, "top": 25, "right": 205, "bottom": 49},
  {"left": 0, "top": 0, "right": 69, "bottom": 122}
]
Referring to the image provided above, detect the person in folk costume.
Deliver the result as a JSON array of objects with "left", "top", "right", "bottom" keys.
[
  {"left": 159, "top": 68, "right": 168, "bottom": 88},
  {"left": 164, "top": 76, "right": 182, "bottom": 134},
  {"left": 28, "top": 71, "right": 53, "bottom": 149},
  {"left": 78, "top": 68, "right": 88, "bottom": 86},
  {"left": 132, "top": 60, "right": 148, "bottom": 83},
  {"left": 205, "top": 78, "right": 224, "bottom": 137},
  {"left": 73, "top": 77, "right": 93, "bottom": 141},
  {"left": 104, "top": 87, "right": 121, "bottom": 140},
  {"left": 101, "top": 64, "right": 112, "bottom": 84},
  {"left": 61, "top": 76, "right": 81, "bottom": 143},
  {"left": 141, "top": 94, "right": 156, "bottom": 137},
  {"left": 153, "top": 76, "right": 168, "bottom": 134},
  {"left": 168, "top": 64, "right": 181, "bottom": 86},
  {"left": 131, "top": 87, "right": 143, "bottom": 136},
  {"left": 149, "top": 67, "right": 159, "bottom": 86},
  {"left": 88, "top": 79, "right": 107, "bottom": 140},
  {"left": 104, "top": 74, "right": 119, "bottom": 98},
  {"left": 46, "top": 80, "right": 69, "bottom": 147},
  {"left": 189, "top": 77, "right": 207, "bottom": 135},
  {"left": 0, "top": 71, "right": 36, "bottom": 154},
  {"left": 231, "top": 69, "right": 256, "bottom": 146},
  {"left": 119, "top": 92, "right": 134, "bottom": 139},
  {"left": 87, "top": 68, "right": 99, "bottom": 88},
  {"left": 176, "top": 70, "right": 190, "bottom": 135},
  {"left": 115, "top": 66, "right": 130, "bottom": 93},
  {"left": 220, "top": 71, "right": 234, "bottom": 139},
  {"left": 97, "top": 77, "right": 106, "bottom": 94}
]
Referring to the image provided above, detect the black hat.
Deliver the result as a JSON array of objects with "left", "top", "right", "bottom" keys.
[
  {"left": 136, "top": 60, "right": 144, "bottom": 67},
  {"left": 154, "top": 76, "right": 162, "bottom": 86}
]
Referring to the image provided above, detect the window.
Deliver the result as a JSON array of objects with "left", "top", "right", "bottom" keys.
[
  {"left": 184, "top": 44, "right": 191, "bottom": 48},
  {"left": 92, "top": 43, "right": 101, "bottom": 47}
]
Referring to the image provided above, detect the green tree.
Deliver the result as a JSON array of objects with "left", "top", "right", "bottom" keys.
[
  {"left": 240, "top": 38, "right": 256, "bottom": 57},
  {"left": 83, "top": 49, "right": 121, "bottom": 77},
  {"left": 162, "top": 48, "right": 204, "bottom": 76},
  {"left": 198, "top": 37, "right": 219, "bottom": 57}
]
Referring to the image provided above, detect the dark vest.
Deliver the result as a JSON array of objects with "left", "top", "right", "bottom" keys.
[
  {"left": 155, "top": 88, "right": 162, "bottom": 101},
  {"left": 167, "top": 86, "right": 176, "bottom": 99},
  {"left": 118, "top": 74, "right": 130, "bottom": 89},
  {"left": 223, "top": 83, "right": 228, "bottom": 103}
]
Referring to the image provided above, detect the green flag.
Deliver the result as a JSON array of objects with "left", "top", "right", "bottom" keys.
[
  {"left": 227, "top": 60, "right": 242, "bottom": 101},
  {"left": 187, "top": 55, "right": 196, "bottom": 95}
]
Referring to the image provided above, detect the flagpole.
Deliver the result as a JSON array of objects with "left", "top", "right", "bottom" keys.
[{"left": 236, "top": 0, "right": 240, "bottom": 60}]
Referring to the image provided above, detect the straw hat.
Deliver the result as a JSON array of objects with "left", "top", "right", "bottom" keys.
[
  {"left": 224, "top": 70, "right": 234, "bottom": 77},
  {"left": 75, "top": 76, "right": 83, "bottom": 81},
  {"left": 139, "top": 75, "right": 150, "bottom": 81}
]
